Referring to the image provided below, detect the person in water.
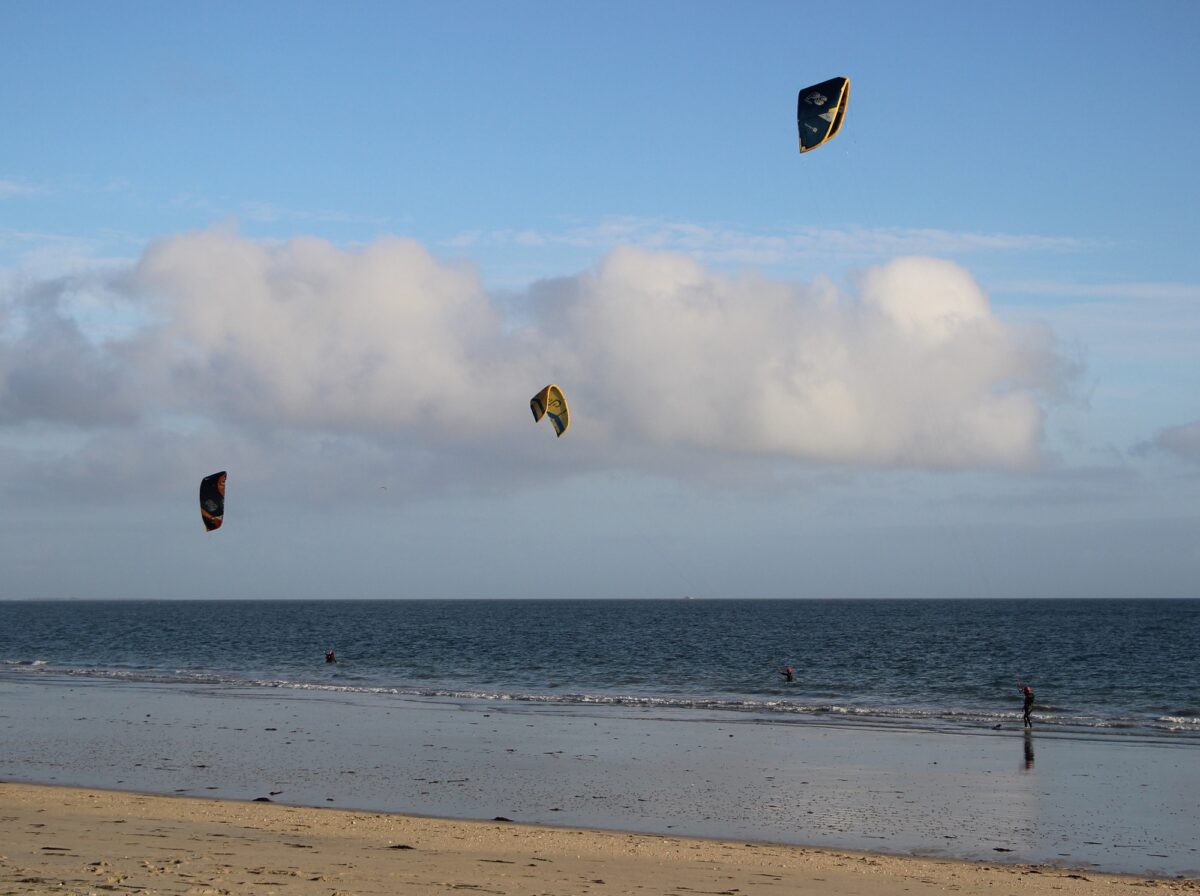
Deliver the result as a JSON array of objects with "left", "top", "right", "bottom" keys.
[
  {"left": 1021, "top": 684, "right": 1035, "bottom": 727},
  {"left": 780, "top": 666, "right": 794, "bottom": 682},
  {"left": 325, "top": 649, "right": 336, "bottom": 664}
]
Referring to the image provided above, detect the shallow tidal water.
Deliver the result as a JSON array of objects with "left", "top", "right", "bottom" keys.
[{"left": 0, "top": 674, "right": 1196, "bottom": 877}]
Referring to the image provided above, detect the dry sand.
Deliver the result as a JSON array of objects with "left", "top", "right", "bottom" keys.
[{"left": 1, "top": 782, "right": 1195, "bottom": 896}]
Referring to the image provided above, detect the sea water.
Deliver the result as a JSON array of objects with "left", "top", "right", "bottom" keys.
[{"left": 2, "top": 598, "right": 1196, "bottom": 739}]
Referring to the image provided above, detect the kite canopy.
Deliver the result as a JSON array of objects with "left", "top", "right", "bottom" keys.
[
  {"left": 199, "top": 471, "right": 226, "bottom": 532},
  {"left": 797, "top": 76, "right": 850, "bottom": 152},
  {"left": 530, "top": 384, "right": 569, "bottom": 437}
]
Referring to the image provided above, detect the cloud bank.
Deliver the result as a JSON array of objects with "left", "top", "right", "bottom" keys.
[{"left": 0, "top": 230, "right": 1073, "bottom": 497}]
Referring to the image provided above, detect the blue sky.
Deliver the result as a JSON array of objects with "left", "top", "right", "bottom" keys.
[{"left": 2, "top": 1, "right": 1198, "bottom": 599}]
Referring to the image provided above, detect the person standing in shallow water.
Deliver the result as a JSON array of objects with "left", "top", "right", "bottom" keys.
[{"left": 1021, "top": 684, "right": 1035, "bottom": 727}]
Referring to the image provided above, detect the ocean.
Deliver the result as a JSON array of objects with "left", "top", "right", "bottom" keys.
[{"left": 3, "top": 598, "right": 1196, "bottom": 740}]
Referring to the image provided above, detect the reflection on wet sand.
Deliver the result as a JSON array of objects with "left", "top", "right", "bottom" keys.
[{"left": 1, "top": 676, "right": 1197, "bottom": 877}]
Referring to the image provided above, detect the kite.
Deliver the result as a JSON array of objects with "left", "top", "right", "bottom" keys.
[
  {"left": 199, "top": 471, "right": 226, "bottom": 532},
  {"left": 530, "top": 384, "right": 569, "bottom": 437},
  {"left": 797, "top": 76, "right": 850, "bottom": 153}
]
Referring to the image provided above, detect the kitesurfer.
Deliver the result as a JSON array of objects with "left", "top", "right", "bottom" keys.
[
  {"left": 780, "top": 666, "right": 794, "bottom": 682},
  {"left": 1021, "top": 684, "right": 1034, "bottom": 727},
  {"left": 325, "top": 649, "right": 337, "bottom": 664}
]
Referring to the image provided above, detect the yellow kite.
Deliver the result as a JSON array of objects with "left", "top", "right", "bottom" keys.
[{"left": 530, "top": 384, "right": 569, "bottom": 437}]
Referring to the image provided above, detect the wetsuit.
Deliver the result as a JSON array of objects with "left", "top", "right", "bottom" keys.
[{"left": 1022, "top": 688, "right": 1034, "bottom": 727}]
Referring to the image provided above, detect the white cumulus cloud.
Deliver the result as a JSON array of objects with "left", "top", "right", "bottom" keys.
[
  {"left": 539, "top": 249, "right": 1063, "bottom": 470},
  {"left": 0, "top": 230, "right": 1075, "bottom": 498},
  {"left": 132, "top": 230, "right": 531, "bottom": 438}
]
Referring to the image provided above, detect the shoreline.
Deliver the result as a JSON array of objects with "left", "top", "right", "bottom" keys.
[
  {"left": 2, "top": 782, "right": 1196, "bottom": 895},
  {"left": 1, "top": 675, "right": 1197, "bottom": 879}
]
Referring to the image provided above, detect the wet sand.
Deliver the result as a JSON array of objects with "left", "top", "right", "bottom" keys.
[
  {"left": 2, "top": 782, "right": 1196, "bottom": 896},
  {"left": 1, "top": 675, "right": 1197, "bottom": 882}
]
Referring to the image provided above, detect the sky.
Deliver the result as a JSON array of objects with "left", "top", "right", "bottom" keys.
[{"left": 2, "top": 1, "right": 1198, "bottom": 600}]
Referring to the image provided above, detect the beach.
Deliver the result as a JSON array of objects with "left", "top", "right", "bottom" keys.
[
  {"left": 4, "top": 781, "right": 1197, "bottom": 896},
  {"left": 1, "top": 672, "right": 1197, "bottom": 893}
]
